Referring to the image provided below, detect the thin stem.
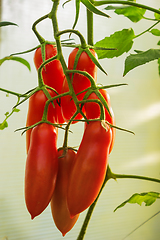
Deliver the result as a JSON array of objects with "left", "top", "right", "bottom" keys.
[
  {"left": 77, "top": 166, "right": 113, "bottom": 240},
  {"left": 134, "top": 21, "right": 160, "bottom": 39},
  {"left": 37, "top": 54, "right": 58, "bottom": 88},
  {"left": 114, "top": 173, "right": 160, "bottom": 183},
  {"left": 66, "top": 69, "right": 97, "bottom": 89},
  {"left": 32, "top": 14, "right": 49, "bottom": 44},
  {"left": 0, "top": 88, "right": 26, "bottom": 97},
  {"left": 77, "top": 164, "right": 160, "bottom": 240},
  {"left": 122, "top": 210, "right": 160, "bottom": 240},
  {"left": 94, "top": 1, "right": 160, "bottom": 15},
  {"left": 56, "top": 29, "right": 87, "bottom": 48}
]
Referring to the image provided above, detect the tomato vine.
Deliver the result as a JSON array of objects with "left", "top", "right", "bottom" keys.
[{"left": 0, "top": 0, "right": 160, "bottom": 239}]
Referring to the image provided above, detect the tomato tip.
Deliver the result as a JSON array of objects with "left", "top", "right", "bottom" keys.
[{"left": 31, "top": 215, "right": 35, "bottom": 220}]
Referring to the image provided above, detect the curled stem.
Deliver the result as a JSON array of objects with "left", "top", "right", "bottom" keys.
[
  {"left": 32, "top": 14, "right": 49, "bottom": 44},
  {"left": 56, "top": 29, "right": 87, "bottom": 48}
]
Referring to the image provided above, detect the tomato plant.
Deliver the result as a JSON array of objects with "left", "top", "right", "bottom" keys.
[{"left": 1, "top": 1, "right": 160, "bottom": 239}]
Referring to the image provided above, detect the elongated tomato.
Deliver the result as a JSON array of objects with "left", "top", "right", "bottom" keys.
[
  {"left": 67, "top": 121, "right": 112, "bottom": 217},
  {"left": 25, "top": 123, "right": 58, "bottom": 219},
  {"left": 51, "top": 149, "right": 79, "bottom": 236}
]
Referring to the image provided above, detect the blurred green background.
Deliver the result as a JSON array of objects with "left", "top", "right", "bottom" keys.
[{"left": 0, "top": 0, "right": 160, "bottom": 239}]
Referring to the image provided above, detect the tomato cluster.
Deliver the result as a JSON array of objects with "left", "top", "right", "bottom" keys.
[{"left": 25, "top": 44, "right": 115, "bottom": 236}]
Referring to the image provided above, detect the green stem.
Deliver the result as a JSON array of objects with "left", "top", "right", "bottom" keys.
[
  {"left": 0, "top": 87, "right": 26, "bottom": 97},
  {"left": 114, "top": 173, "right": 160, "bottom": 183},
  {"left": 87, "top": 6, "right": 94, "bottom": 45},
  {"left": 37, "top": 55, "right": 58, "bottom": 88},
  {"left": 49, "top": 0, "right": 83, "bottom": 116},
  {"left": 62, "top": 121, "right": 72, "bottom": 148},
  {"left": 94, "top": 1, "right": 160, "bottom": 15},
  {"left": 76, "top": 165, "right": 160, "bottom": 240},
  {"left": 134, "top": 21, "right": 160, "bottom": 39},
  {"left": 77, "top": 166, "right": 113, "bottom": 240},
  {"left": 32, "top": 14, "right": 49, "bottom": 44},
  {"left": 57, "top": 29, "right": 87, "bottom": 48}
]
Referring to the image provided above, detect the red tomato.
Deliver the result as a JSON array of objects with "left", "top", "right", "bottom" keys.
[
  {"left": 34, "top": 44, "right": 64, "bottom": 94},
  {"left": 67, "top": 121, "right": 112, "bottom": 217},
  {"left": 26, "top": 89, "right": 57, "bottom": 153},
  {"left": 84, "top": 89, "right": 115, "bottom": 153},
  {"left": 34, "top": 44, "right": 65, "bottom": 124},
  {"left": 51, "top": 149, "right": 79, "bottom": 236},
  {"left": 25, "top": 123, "right": 58, "bottom": 219},
  {"left": 61, "top": 48, "right": 97, "bottom": 123}
]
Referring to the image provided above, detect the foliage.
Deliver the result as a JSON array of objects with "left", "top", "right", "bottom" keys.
[{"left": 114, "top": 192, "right": 160, "bottom": 212}]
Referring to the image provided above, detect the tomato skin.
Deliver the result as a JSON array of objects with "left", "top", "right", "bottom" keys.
[
  {"left": 25, "top": 123, "right": 58, "bottom": 219},
  {"left": 51, "top": 149, "right": 79, "bottom": 236},
  {"left": 34, "top": 44, "right": 64, "bottom": 94},
  {"left": 61, "top": 48, "right": 97, "bottom": 122},
  {"left": 26, "top": 89, "right": 57, "bottom": 153},
  {"left": 84, "top": 89, "right": 115, "bottom": 153},
  {"left": 67, "top": 121, "right": 112, "bottom": 217}
]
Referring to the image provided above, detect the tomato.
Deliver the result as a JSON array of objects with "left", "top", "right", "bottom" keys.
[
  {"left": 67, "top": 121, "right": 112, "bottom": 217},
  {"left": 25, "top": 123, "right": 58, "bottom": 219},
  {"left": 26, "top": 89, "right": 57, "bottom": 153},
  {"left": 34, "top": 44, "right": 65, "bottom": 124},
  {"left": 61, "top": 48, "right": 97, "bottom": 123},
  {"left": 34, "top": 44, "right": 64, "bottom": 94},
  {"left": 84, "top": 89, "right": 115, "bottom": 153},
  {"left": 51, "top": 148, "right": 79, "bottom": 236}
]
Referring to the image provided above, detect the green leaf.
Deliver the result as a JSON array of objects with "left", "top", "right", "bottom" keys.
[
  {"left": 81, "top": 0, "right": 110, "bottom": 18},
  {"left": 0, "top": 121, "right": 8, "bottom": 130},
  {"left": 154, "top": 9, "right": 160, "bottom": 20},
  {"left": 158, "top": 40, "right": 160, "bottom": 46},
  {"left": 0, "top": 21, "right": 18, "bottom": 27},
  {"left": 0, "top": 56, "right": 31, "bottom": 71},
  {"left": 13, "top": 108, "right": 20, "bottom": 113},
  {"left": 114, "top": 192, "right": 160, "bottom": 212},
  {"left": 123, "top": 49, "right": 160, "bottom": 76},
  {"left": 94, "top": 28, "right": 135, "bottom": 59},
  {"left": 114, "top": 6, "right": 146, "bottom": 22},
  {"left": 4, "top": 112, "right": 9, "bottom": 116},
  {"left": 150, "top": 29, "right": 160, "bottom": 36}
]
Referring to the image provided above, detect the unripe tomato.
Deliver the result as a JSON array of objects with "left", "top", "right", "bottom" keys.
[
  {"left": 67, "top": 121, "right": 112, "bottom": 217},
  {"left": 61, "top": 48, "right": 97, "bottom": 123},
  {"left": 51, "top": 148, "right": 79, "bottom": 236},
  {"left": 25, "top": 123, "right": 58, "bottom": 219}
]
